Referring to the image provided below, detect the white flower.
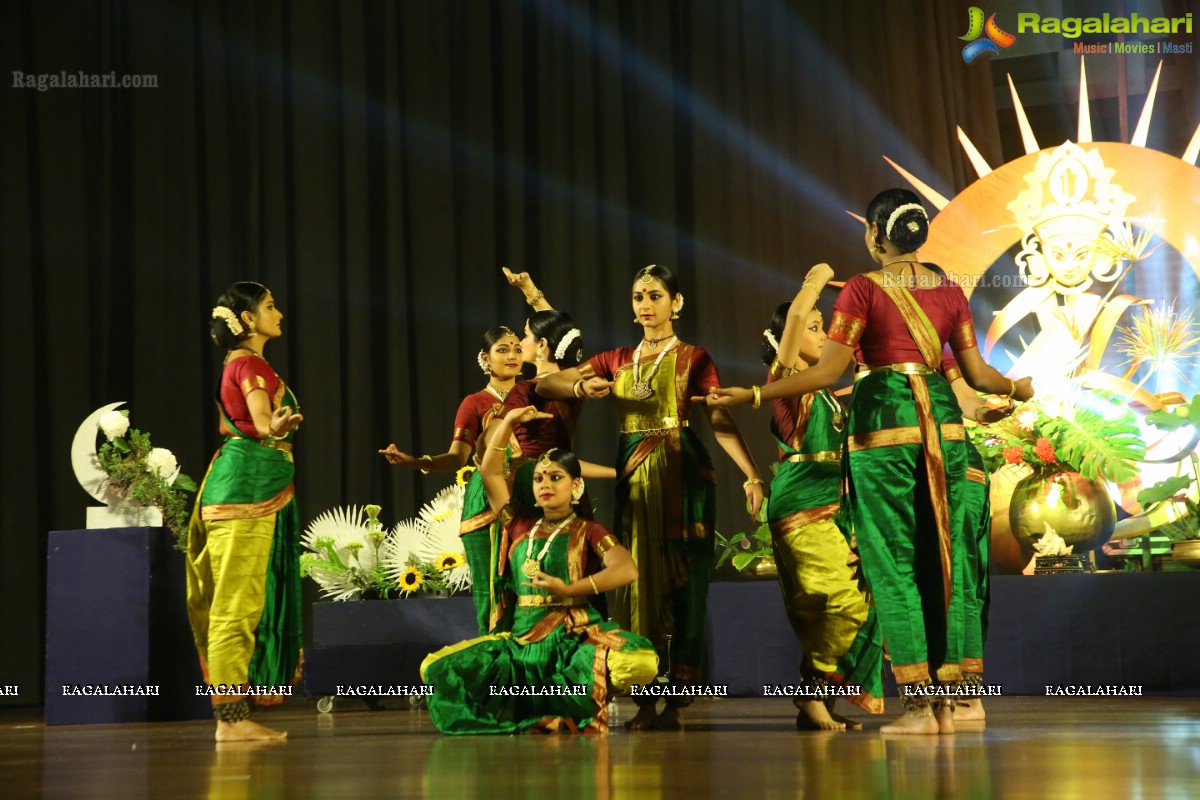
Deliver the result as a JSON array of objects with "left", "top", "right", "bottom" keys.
[
  {"left": 145, "top": 448, "right": 178, "bottom": 478},
  {"left": 1014, "top": 407, "right": 1039, "bottom": 432},
  {"left": 98, "top": 410, "right": 130, "bottom": 441}
]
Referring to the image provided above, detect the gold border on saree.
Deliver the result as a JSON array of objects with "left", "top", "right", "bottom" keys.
[
  {"left": 855, "top": 362, "right": 936, "bottom": 380},
  {"left": 784, "top": 451, "right": 841, "bottom": 463},
  {"left": 620, "top": 416, "right": 688, "bottom": 434},
  {"left": 847, "top": 423, "right": 966, "bottom": 451},
  {"left": 518, "top": 595, "right": 589, "bottom": 608},
  {"left": 966, "top": 467, "right": 987, "bottom": 485}
]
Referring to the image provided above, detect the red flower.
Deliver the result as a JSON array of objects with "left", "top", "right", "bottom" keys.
[
  {"left": 1003, "top": 446, "right": 1023, "bottom": 465},
  {"left": 1034, "top": 437, "right": 1057, "bottom": 464}
]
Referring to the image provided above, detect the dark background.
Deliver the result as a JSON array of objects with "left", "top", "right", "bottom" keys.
[{"left": 3, "top": 0, "right": 1196, "bottom": 706}]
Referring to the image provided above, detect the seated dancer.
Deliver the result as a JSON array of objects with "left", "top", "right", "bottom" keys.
[
  {"left": 760, "top": 262, "right": 884, "bottom": 730},
  {"left": 379, "top": 326, "right": 524, "bottom": 635},
  {"left": 700, "top": 189, "right": 1032, "bottom": 734},
  {"left": 420, "top": 406, "right": 659, "bottom": 734}
]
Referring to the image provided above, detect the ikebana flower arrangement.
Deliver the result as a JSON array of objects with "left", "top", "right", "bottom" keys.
[
  {"left": 1135, "top": 392, "right": 1200, "bottom": 542},
  {"left": 94, "top": 408, "right": 198, "bottom": 547},
  {"left": 976, "top": 393, "right": 1145, "bottom": 483},
  {"left": 300, "top": 486, "right": 472, "bottom": 601}
]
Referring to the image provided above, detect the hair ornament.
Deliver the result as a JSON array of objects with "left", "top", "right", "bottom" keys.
[
  {"left": 885, "top": 203, "right": 928, "bottom": 240},
  {"left": 477, "top": 351, "right": 490, "bottom": 375},
  {"left": 212, "top": 306, "right": 244, "bottom": 336},
  {"left": 538, "top": 448, "right": 559, "bottom": 467},
  {"left": 554, "top": 328, "right": 582, "bottom": 361},
  {"left": 638, "top": 265, "right": 657, "bottom": 284},
  {"left": 762, "top": 328, "right": 780, "bottom": 353}
]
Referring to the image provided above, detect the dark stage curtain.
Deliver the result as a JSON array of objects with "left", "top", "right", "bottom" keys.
[{"left": 0, "top": 0, "right": 1000, "bottom": 703}]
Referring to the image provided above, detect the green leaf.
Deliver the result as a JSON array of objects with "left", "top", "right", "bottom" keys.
[
  {"left": 1137, "top": 475, "right": 1195, "bottom": 505},
  {"left": 1145, "top": 408, "right": 1191, "bottom": 431},
  {"left": 174, "top": 473, "right": 198, "bottom": 492},
  {"left": 112, "top": 438, "right": 131, "bottom": 453},
  {"left": 1042, "top": 407, "right": 1146, "bottom": 483},
  {"left": 731, "top": 552, "right": 756, "bottom": 572},
  {"left": 1190, "top": 394, "right": 1200, "bottom": 427}
]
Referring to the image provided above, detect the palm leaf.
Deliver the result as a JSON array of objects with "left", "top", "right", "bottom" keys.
[{"left": 1043, "top": 407, "right": 1145, "bottom": 483}]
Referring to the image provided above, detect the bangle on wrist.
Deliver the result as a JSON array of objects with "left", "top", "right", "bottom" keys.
[
  {"left": 572, "top": 378, "right": 586, "bottom": 398},
  {"left": 588, "top": 575, "right": 599, "bottom": 595},
  {"left": 743, "top": 477, "right": 764, "bottom": 490},
  {"left": 973, "top": 405, "right": 986, "bottom": 424},
  {"left": 1008, "top": 378, "right": 1017, "bottom": 398},
  {"left": 419, "top": 454, "right": 434, "bottom": 474},
  {"left": 487, "top": 443, "right": 508, "bottom": 453},
  {"left": 751, "top": 385, "right": 762, "bottom": 409},
  {"left": 526, "top": 290, "right": 545, "bottom": 307}
]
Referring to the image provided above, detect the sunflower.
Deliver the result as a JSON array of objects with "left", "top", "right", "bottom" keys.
[
  {"left": 397, "top": 566, "right": 424, "bottom": 594},
  {"left": 456, "top": 465, "right": 477, "bottom": 487},
  {"left": 436, "top": 552, "right": 466, "bottom": 572}
]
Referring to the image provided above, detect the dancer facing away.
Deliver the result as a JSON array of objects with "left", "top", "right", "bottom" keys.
[
  {"left": 699, "top": 190, "right": 1032, "bottom": 734},
  {"left": 420, "top": 406, "right": 659, "bottom": 734},
  {"left": 186, "top": 282, "right": 305, "bottom": 742},
  {"left": 538, "top": 264, "right": 765, "bottom": 731},
  {"left": 379, "top": 326, "right": 524, "bottom": 635},
  {"left": 760, "top": 262, "right": 885, "bottom": 730}
]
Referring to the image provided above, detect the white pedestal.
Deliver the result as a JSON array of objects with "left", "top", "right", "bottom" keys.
[{"left": 87, "top": 505, "right": 163, "bottom": 528}]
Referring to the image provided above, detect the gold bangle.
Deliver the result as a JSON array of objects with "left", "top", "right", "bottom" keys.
[
  {"left": 751, "top": 385, "right": 762, "bottom": 409},
  {"left": 526, "top": 290, "right": 545, "bottom": 307},
  {"left": 487, "top": 443, "right": 507, "bottom": 453},
  {"left": 573, "top": 378, "right": 586, "bottom": 398},
  {"left": 743, "top": 477, "right": 764, "bottom": 490},
  {"left": 973, "top": 405, "right": 986, "bottom": 424},
  {"left": 588, "top": 575, "right": 599, "bottom": 595},
  {"left": 1008, "top": 379, "right": 1017, "bottom": 398},
  {"left": 802, "top": 281, "right": 817, "bottom": 292},
  {"left": 419, "top": 454, "right": 434, "bottom": 475}
]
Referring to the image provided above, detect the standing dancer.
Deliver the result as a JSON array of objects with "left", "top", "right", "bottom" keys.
[
  {"left": 187, "top": 282, "right": 304, "bottom": 742},
  {"left": 760, "top": 262, "right": 884, "bottom": 730},
  {"left": 420, "top": 407, "right": 659, "bottom": 734},
  {"left": 379, "top": 327, "right": 524, "bottom": 635},
  {"left": 700, "top": 190, "right": 1032, "bottom": 734},
  {"left": 539, "top": 264, "right": 764, "bottom": 731}
]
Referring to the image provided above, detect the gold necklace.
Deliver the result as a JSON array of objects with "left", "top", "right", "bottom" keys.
[
  {"left": 485, "top": 383, "right": 510, "bottom": 401},
  {"left": 817, "top": 390, "right": 845, "bottom": 432},
  {"left": 629, "top": 337, "right": 677, "bottom": 400},
  {"left": 521, "top": 513, "right": 577, "bottom": 578},
  {"left": 643, "top": 335, "right": 671, "bottom": 350}
]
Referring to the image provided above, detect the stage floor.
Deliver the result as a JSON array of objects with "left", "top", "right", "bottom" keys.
[{"left": 5, "top": 696, "right": 1199, "bottom": 798}]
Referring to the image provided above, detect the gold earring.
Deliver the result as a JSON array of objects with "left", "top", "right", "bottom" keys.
[
  {"left": 671, "top": 309, "right": 680, "bottom": 320},
  {"left": 536, "top": 344, "right": 546, "bottom": 362}
]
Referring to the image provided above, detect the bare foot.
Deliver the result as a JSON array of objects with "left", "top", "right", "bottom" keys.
[
  {"left": 953, "top": 699, "right": 986, "bottom": 723},
  {"left": 795, "top": 699, "right": 845, "bottom": 731},
  {"left": 625, "top": 703, "right": 658, "bottom": 731},
  {"left": 880, "top": 710, "right": 938, "bottom": 735},
  {"left": 934, "top": 704, "right": 956, "bottom": 735},
  {"left": 215, "top": 719, "right": 288, "bottom": 742},
  {"left": 827, "top": 709, "right": 864, "bottom": 731},
  {"left": 651, "top": 706, "right": 684, "bottom": 730}
]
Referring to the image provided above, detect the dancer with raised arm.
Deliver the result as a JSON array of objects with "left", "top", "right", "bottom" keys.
[
  {"left": 698, "top": 190, "right": 1032, "bottom": 734},
  {"left": 759, "top": 262, "right": 884, "bottom": 730},
  {"left": 420, "top": 406, "right": 658, "bottom": 734},
  {"left": 187, "top": 282, "right": 305, "bottom": 742},
  {"left": 538, "top": 264, "right": 764, "bottom": 731}
]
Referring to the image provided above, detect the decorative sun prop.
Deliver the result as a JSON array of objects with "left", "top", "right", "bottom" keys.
[{"left": 881, "top": 58, "right": 1200, "bottom": 531}]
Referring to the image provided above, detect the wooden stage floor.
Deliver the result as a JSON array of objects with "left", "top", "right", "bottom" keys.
[{"left": 5, "top": 696, "right": 1199, "bottom": 798}]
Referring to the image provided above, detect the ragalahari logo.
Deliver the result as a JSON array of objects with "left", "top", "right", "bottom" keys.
[{"left": 960, "top": 7, "right": 1016, "bottom": 62}]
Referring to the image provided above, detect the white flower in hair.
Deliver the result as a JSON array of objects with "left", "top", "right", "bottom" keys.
[
  {"left": 885, "top": 203, "right": 928, "bottom": 239},
  {"left": 477, "top": 351, "right": 490, "bottom": 374},
  {"left": 554, "top": 328, "right": 581, "bottom": 361},
  {"left": 212, "top": 306, "right": 244, "bottom": 336},
  {"left": 762, "top": 329, "right": 780, "bottom": 352}
]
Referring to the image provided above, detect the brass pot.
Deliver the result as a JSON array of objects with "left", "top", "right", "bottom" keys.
[
  {"left": 750, "top": 555, "right": 778, "bottom": 579},
  {"left": 1008, "top": 469, "right": 1116, "bottom": 555},
  {"left": 1171, "top": 540, "right": 1200, "bottom": 569}
]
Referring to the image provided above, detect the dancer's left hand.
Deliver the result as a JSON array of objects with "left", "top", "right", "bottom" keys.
[{"left": 523, "top": 571, "right": 571, "bottom": 597}]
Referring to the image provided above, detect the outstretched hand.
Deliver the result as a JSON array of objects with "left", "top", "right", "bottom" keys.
[
  {"left": 691, "top": 386, "right": 754, "bottom": 408},
  {"left": 504, "top": 405, "right": 555, "bottom": 425},
  {"left": 581, "top": 378, "right": 614, "bottom": 399},
  {"left": 804, "top": 262, "right": 835, "bottom": 289},
  {"left": 378, "top": 444, "right": 416, "bottom": 467},
  {"left": 1012, "top": 376, "right": 1035, "bottom": 402},
  {"left": 502, "top": 266, "right": 534, "bottom": 292}
]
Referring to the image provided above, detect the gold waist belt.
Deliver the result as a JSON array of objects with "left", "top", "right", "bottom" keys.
[
  {"left": 232, "top": 436, "right": 294, "bottom": 461},
  {"left": 621, "top": 416, "right": 688, "bottom": 435},
  {"left": 856, "top": 362, "right": 936, "bottom": 380},
  {"left": 517, "top": 595, "right": 589, "bottom": 608},
  {"left": 784, "top": 451, "right": 841, "bottom": 463}
]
